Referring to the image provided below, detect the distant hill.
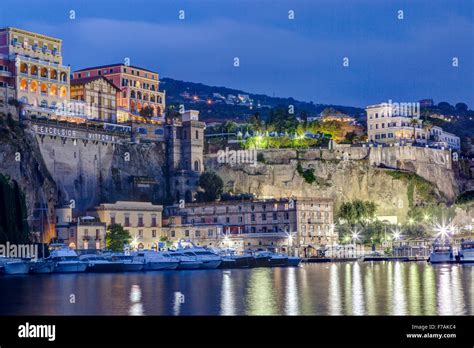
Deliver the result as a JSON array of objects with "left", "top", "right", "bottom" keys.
[{"left": 160, "top": 77, "right": 365, "bottom": 122}]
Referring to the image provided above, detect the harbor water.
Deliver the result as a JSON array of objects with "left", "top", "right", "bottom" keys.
[{"left": 0, "top": 262, "right": 473, "bottom": 315}]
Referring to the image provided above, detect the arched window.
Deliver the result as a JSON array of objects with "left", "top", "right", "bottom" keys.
[
  {"left": 19, "top": 79, "right": 27, "bottom": 91},
  {"left": 40, "top": 83, "right": 47, "bottom": 95},
  {"left": 20, "top": 63, "right": 28, "bottom": 74},
  {"left": 194, "top": 160, "right": 200, "bottom": 172},
  {"left": 130, "top": 90, "right": 136, "bottom": 98},
  {"left": 59, "top": 86, "right": 67, "bottom": 98},
  {"left": 50, "top": 85, "right": 57, "bottom": 96},
  {"left": 50, "top": 69, "right": 58, "bottom": 80},
  {"left": 30, "top": 65, "right": 38, "bottom": 76},
  {"left": 30, "top": 80, "right": 38, "bottom": 93},
  {"left": 40, "top": 67, "right": 48, "bottom": 78}
]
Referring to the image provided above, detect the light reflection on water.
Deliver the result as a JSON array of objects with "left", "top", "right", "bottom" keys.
[{"left": 0, "top": 262, "right": 472, "bottom": 315}]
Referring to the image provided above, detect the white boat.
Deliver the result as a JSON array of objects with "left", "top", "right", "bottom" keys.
[
  {"left": 133, "top": 250, "right": 180, "bottom": 270},
  {"left": 179, "top": 248, "right": 222, "bottom": 269},
  {"left": 429, "top": 241, "right": 456, "bottom": 264},
  {"left": 50, "top": 247, "right": 88, "bottom": 273},
  {"left": 79, "top": 254, "right": 123, "bottom": 273},
  {"left": 30, "top": 259, "right": 56, "bottom": 274},
  {"left": 458, "top": 240, "right": 474, "bottom": 263},
  {"left": 0, "top": 258, "right": 30, "bottom": 275},
  {"left": 168, "top": 251, "right": 203, "bottom": 270}
]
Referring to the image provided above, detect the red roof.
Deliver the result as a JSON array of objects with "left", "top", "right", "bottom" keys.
[{"left": 70, "top": 76, "right": 120, "bottom": 90}]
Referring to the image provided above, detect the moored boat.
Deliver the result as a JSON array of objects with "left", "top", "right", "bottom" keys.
[
  {"left": 50, "top": 247, "right": 87, "bottom": 273},
  {"left": 79, "top": 254, "right": 124, "bottom": 273},
  {"left": 30, "top": 260, "right": 55, "bottom": 274},
  {"left": 1, "top": 258, "right": 30, "bottom": 275},
  {"left": 287, "top": 256, "right": 302, "bottom": 267},
  {"left": 134, "top": 250, "right": 180, "bottom": 270},
  {"left": 105, "top": 253, "right": 144, "bottom": 272},
  {"left": 429, "top": 241, "right": 456, "bottom": 264},
  {"left": 458, "top": 240, "right": 474, "bottom": 263}
]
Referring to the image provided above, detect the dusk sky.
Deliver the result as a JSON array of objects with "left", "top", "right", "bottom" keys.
[{"left": 1, "top": 0, "right": 473, "bottom": 108}]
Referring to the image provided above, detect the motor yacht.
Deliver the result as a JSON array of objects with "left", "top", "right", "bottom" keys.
[
  {"left": 30, "top": 259, "right": 56, "bottom": 274},
  {"left": 105, "top": 253, "right": 144, "bottom": 272},
  {"left": 458, "top": 240, "right": 474, "bottom": 263},
  {"left": 133, "top": 250, "right": 180, "bottom": 270},
  {"left": 0, "top": 258, "right": 30, "bottom": 275},
  {"left": 50, "top": 247, "right": 88, "bottom": 273},
  {"left": 79, "top": 254, "right": 123, "bottom": 273}
]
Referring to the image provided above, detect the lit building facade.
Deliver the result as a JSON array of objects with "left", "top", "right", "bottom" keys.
[
  {"left": 164, "top": 197, "right": 336, "bottom": 254},
  {"left": 54, "top": 205, "right": 107, "bottom": 250},
  {"left": 366, "top": 102, "right": 460, "bottom": 150},
  {"left": 70, "top": 76, "right": 119, "bottom": 122},
  {"left": 0, "top": 27, "right": 70, "bottom": 111},
  {"left": 72, "top": 64, "right": 165, "bottom": 121},
  {"left": 92, "top": 201, "right": 164, "bottom": 250}
]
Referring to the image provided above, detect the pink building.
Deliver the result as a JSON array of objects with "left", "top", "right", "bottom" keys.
[{"left": 73, "top": 64, "right": 166, "bottom": 121}]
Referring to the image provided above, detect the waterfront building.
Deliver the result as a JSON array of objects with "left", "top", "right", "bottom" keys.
[
  {"left": 92, "top": 201, "right": 164, "bottom": 250},
  {"left": 54, "top": 205, "right": 107, "bottom": 250},
  {"left": 70, "top": 76, "right": 120, "bottom": 122},
  {"left": 72, "top": 64, "right": 165, "bottom": 121},
  {"left": 0, "top": 27, "right": 70, "bottom": 116},
  {"left": 164, "top": 197, "right": 336, "bottom": 254},
  {"left": 366, "top": 102, "right": 460, "bottom": 150}
]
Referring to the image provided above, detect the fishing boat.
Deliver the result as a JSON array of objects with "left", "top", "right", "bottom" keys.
[{"left": 458, "top": 240, "right": 474, "bottom": 263}]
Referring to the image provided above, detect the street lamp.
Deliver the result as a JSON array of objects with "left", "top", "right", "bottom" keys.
[{"left": 351, "top": 228, "right": 361, "bottom": 257}]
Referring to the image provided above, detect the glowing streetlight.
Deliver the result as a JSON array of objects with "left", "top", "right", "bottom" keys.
[{"left": 432, "top": 219, "right": 455, "bottom": 241}]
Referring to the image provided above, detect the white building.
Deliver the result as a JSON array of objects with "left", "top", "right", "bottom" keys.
[{"left": 366, "top": 103, "right": 460, "bottom": 150}]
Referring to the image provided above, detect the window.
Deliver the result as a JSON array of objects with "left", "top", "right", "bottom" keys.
[
  {"left": 152, "top": 230, "right": 156, "bottom": 238},
  {"left": 251, "top": 214, "right": 255, "bottom": 222},
  {"left": 110, "top": 216, "right": 116, "bottom": 225},
  {"left": 70, "top": 229, "right": 74, "bottom": 238},
  {"left": 284, "top": 212, "right": 289, "bottom": 220},
  {"left": 195, "top": 130, "right": 199, "bottom": 139},
  {"left": 185, "top": 230, "right": 190, "bottom": 237},
  {"left": 273, "top": 212, "right": 277, "bottom": 220},
  {"left": 251, "top": 227, "right": 256, "bottom": 233},
  {"left": 195, "top": 230, "right": 201, "bottom": 237},
  {"left": 96, "top": 229, "right": 100, "bottom": 239},
  {"left": 138, "top": 216, "right": 144, "bottom": 227},
  {"left": 226, "top": 217, "right": 230, "bottom": 223},
  {"left": 138, "top": 230, "right": 143, "bottom": 238},
  {"left": 151, "top": 217, "right": 157, "bottom": 227},
  {"left": 124, "top": 216, "right": 130, "bottom": 227},
  {"left": 84, "top": 229, "right": 89, "bottom": 236},
  {"left": 262, "top": 214, "right": 267, "bottom": 221},
  {"left": 171, "top": 230, "right": 175, "bottom": 237}
]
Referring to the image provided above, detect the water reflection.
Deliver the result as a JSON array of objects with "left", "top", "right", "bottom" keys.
[
  {"left": 284, "top": 267, "right": 299, "bottom": 315},
  {"left": 129, "top": 284, "right": 144, "bottom": 316},
  {"left": 393, "top": 262, "right": 406, "bottom": 315},
  {"left": 329, "top": 264, "right": 341, "bottom": 315},
  {"left": 352, "top": 262, "right": 364, "bottom": 315},
  {"left": 220, "top": 271, "right": 235, "bottom": 315},
  {"left": 0, "top": 263, "right": 472, "bottom": 315}
]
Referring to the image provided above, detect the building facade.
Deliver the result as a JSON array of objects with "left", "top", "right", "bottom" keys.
[
  {"left": 92, "top": 201, "right": 164, "bottom": 250},
  {"left": 164, "top": 197, "right": 336, "bottom": 254},
  {"left": 73, "top": 64, "right": 165, "bottom": 121},
  {"left": 70, "top": 76, "right": 119, "bottom": 122},
  {"left": 0, "top": 27, "right": 70, "bottom": 112},
  {"left": 366, "top": 102, "right": 460, "bottom": 150},
  {"left": 54, "top": 205, "right": 107, "bottom": 250}
]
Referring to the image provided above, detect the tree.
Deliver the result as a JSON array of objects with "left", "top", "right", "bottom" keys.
[
  {"left": 455, "top": 102, "right": 468, "bottom": 113},
  {"left": 409, "top": 118, "right": 419, "bottom": 142},
  {"left": 139, "top": 105, "right": 155, "bottom": 118},
  {"left": 338, "top": 200, "right": 377, "bottom": 227},
  {"left": 197, "top": 171, "right": 224, "bottom": 202},
  {"left": 106, "top": 224, "right": 131, "bottom": 252}
]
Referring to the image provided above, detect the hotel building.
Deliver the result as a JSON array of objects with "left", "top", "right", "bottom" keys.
[
  {"left": 0, "top": 27, "right": 70, "bottom": 113},
  {"left": 92, "top": 201, "right": 164, "bottom": 250},
  {"left": 366, "top": 102, "right": 460, "bottom": 150},
  {"left": 55, "top": 205, "right": 107, "bottom": 251},
  {"left": 73, "top": 64, "right": 165, "bottom": 122},
  {"left": 164, "top": 197, "right": 336, "bottom": 255},
  {"left": 70, "top": 76, "right": 120, "bottom": 122}
]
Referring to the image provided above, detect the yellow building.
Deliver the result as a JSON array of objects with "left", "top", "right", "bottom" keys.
[
  {"left": 93, "top": 201, "right": 164, "bottom": 250},
  {"left": 0, "top": 27, "right": 70, "bottom": 110}
]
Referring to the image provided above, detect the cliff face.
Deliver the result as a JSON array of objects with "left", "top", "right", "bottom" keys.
[
  {"left": 0, "top": 119, "right": 57, "bottom": 240},
  {"left": 206, "top": 146, "right": 464, "bottom": 223}
]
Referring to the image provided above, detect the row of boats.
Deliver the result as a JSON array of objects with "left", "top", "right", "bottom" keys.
[
  {"left": 428, "top": 240, "right": 474, "bottom": 264},
  {"left": 0, "top": 245, "right": 302, "bottom": 275}
]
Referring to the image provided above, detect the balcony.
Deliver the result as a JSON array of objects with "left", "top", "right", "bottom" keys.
[
  {"left": 82, "top": 236, "right": 91, "bottom": 241},
  {"left": 0, "top": 71, "right": 11, "bottom": 77}
]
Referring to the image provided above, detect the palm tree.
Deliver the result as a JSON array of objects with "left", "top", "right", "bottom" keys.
[{"left": 409, "top": 118, "right": 419, "bottom": 143}]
